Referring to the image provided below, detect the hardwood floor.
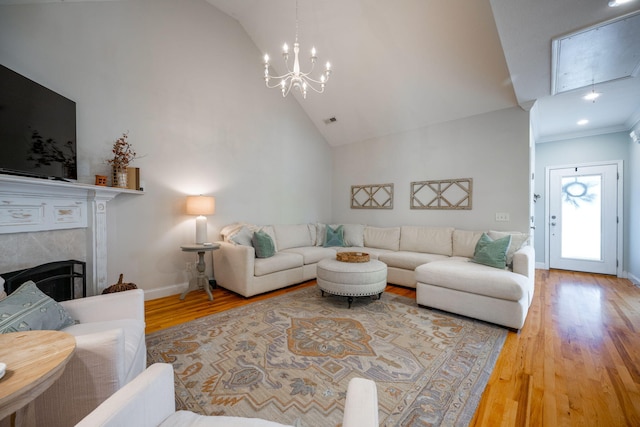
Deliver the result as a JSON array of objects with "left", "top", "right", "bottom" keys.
[{"left": 144, "top": 269, "right": 640, "bottom": 426}]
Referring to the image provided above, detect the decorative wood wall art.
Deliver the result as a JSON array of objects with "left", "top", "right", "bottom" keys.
[
  {"left": 410, "top": 178, "right": 473, "bottom": 210},
  {"left": 351, "top": 183, "right": 394, "bottom": 209}
]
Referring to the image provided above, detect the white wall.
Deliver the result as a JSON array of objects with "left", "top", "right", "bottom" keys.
[
  {"left": 331, "top": 107, "right": 531, "bottom": 232},
  {"left": 534, "top": 132, "right": 631, "bottom": 272},
  {"left": 0, "top": 0, "right": 332, "bottom": 297},
  {"left": 629, "top": 125, "right": 640, "bottom": 284}
]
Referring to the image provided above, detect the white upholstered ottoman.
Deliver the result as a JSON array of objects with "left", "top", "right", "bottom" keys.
[{"left": 316, "top": 258, "right": 387, "bottom": 308}]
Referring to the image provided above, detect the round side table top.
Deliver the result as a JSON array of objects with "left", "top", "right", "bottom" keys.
[
  {"left": 0, "top": 330, "right": 76, "bottom": 419},
  {"left": 180, "top": 243, "right": 220, "bottom": 252}
]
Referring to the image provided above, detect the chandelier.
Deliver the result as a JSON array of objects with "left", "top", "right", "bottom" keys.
[{"left": 263, "top": 0, "right": 332, "bottom": 99}]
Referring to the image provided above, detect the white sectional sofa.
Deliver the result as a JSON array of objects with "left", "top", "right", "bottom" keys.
[{"left": 213, "top": 223, "right": 534, "bottom": 329}]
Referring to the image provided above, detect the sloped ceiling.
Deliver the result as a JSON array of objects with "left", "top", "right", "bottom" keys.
[{"left": 208, "top": 0, "right": 640, "bottom": 145}]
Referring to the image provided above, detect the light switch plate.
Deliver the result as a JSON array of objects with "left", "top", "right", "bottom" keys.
[{"left": 495, "top": 212, "right": 510, "bottom": 222}]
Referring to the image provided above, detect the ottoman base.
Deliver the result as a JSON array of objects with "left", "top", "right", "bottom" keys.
[{"left": 320, "top": 289, "right": 384, "bottom": 308}]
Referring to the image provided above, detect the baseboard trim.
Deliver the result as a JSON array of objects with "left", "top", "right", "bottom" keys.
[
  {"left": 628, "top": 272, "right": 640, "bottom": 286},
  {"left": 535, "top": 262, "right": 547, "bottom": 270},
  {"left": 143, "top": 282, "right": 188, "bottom": 301}
]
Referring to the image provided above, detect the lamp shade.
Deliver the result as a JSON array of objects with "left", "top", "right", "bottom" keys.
[{"left": 186, "top": 196, "right": 215, "bottom": 216}]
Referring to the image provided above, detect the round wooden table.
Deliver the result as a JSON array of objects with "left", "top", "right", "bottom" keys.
[{"left": 0, "top": 330, "right": 76, "bottom": 426}]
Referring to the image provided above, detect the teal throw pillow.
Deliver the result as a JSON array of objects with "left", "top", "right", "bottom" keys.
[
  {"left": 472, "top": 233, "right": 512, "bottom": 269},
  {"left": 0, "top": 280, "right": 75, "bottom": 333},
  {"left": 323, "top": 225, "right": 345, "bottom": 247},
  {"left": 252, "top": 230, "right": 276, "bottom": 258}
]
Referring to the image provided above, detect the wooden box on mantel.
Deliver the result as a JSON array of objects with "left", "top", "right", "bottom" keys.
[{"left": 127, "top": 167, "right": 140, "bottom": 191}]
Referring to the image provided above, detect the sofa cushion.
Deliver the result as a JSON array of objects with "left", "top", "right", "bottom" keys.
[
  {"left": 229, "top": 226, "right": 254, "bottom": 247},
  {"left": 324, "top": 225, "right": 346, "bottom": 247},
  {"left": 282, "top": 246, "right": 336, "bottom": 265},
  {"left": 252, "top": 230, "right": 276, "bottom": 258},
  {"left": 415, "top": 259, "right": 528, "bottom": 302},
  {"left": 472, "top": 233, "right": 511, "bottom": 269},
  {"left": 399, "top": 226, "right": 454, "bottom": 256},
  {"left": 341, "top": 224, "right": 365, "bottom": 247},
  {"left": 0, "top": 280, "right": 76, "bottom": 333},
  {"left": 254, "top": 253, "right": 303, "bottom": 277},
  {"left": 452, "top": 230, "right": 484, "bottom": 258},
  {"left": 364, "top": 226, "right": 400, "bottom": 251},
  {"left": 378, "top": 251, "right": 449, "bottom": 270},
  {"left": 308, "top": 224, "right": 317, "bottom": 246},
  {"left": 273, "top": 224, "right": 314, "bottom": 250},
  {"left": 488, "top": 230, "right": 529, "bottom": 266}
]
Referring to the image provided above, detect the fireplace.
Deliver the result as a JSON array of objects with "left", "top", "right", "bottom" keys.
[
  {"left": 2, "top": 260, "right": 86, "bottom": 301},
  {"left": 0, "top": 174, "right": 139, "bottom": 295}
]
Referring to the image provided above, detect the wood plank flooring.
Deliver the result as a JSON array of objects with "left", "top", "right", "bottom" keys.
[{"left": 144, "top": 269, "right": 640, "bottom": 426}]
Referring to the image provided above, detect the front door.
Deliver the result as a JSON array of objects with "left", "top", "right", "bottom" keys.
[{"left": 548, "top": 163, "right": 618, "bottom": 275}]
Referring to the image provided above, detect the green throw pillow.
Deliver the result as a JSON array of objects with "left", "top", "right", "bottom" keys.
[
  {"left": 0, "top": 281, "right": 75, "bottom": 333},
  {"left": 472, "top": 233, "right": 512, "bottom": 269},
  {"left": 252, "top": 230, "right": 276, "bottom": 258},
  {"left": 323, "top": 224, "right": 345, "bottom": 247}
]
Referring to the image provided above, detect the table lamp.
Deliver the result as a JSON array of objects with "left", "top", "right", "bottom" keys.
[{"left": 186, "top": 195, "right": 215, "bottom": 244}]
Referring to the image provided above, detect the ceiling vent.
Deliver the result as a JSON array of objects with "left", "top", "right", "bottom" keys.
[{"left": 551, "top": 10, "right": 640, "bottom": 95}]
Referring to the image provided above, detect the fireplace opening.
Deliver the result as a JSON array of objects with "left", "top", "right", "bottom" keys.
[{"left": 2, "top": 260, "right": 86, "bottom": 302}]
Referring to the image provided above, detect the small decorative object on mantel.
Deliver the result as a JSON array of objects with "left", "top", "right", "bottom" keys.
[
  {"left": 95, "top": 175, "right": 107, "bottom": 186},
  {"left": 107, "top": 131, "right": 137, "bottom": 188},
  {"left": 337, "top": 252, "right": 370, "bottom": 263},
  {"left": 102, "top": 273, "right": 138, "bottom": 294}
]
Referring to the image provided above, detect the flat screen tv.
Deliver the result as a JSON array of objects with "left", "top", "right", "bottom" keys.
[{"left": 0, "top": 64, "right": 77, "bottom": 181}]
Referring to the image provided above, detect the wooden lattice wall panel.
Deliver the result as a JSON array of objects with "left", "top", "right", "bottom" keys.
[
  {"left": 351, "top": 183, "right": 394, "bottom": 209},
  {"left": 410, "top": 178, "right": 473, "bottom": 210}
]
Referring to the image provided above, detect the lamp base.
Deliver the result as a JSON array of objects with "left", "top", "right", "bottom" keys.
[{"left": 195, "top": 216, "right": 207, "bottom": 244}]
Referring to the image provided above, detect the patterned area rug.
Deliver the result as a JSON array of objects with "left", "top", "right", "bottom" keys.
[{"left": 146, "top": 287, "right": 506, "bottom": 426}]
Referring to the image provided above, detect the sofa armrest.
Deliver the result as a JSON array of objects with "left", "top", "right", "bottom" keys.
[
  {"left": 75, "top": 363, "right": 176, "bottom": 427},
  {"left": 513, "top": 245, "right": 535, "bottom": 279},
  {"left": 36, "top": 329, "right": 127, "bottom": 426},
  {"left": 60, "top": 288, "right": 145, "bottom": 323},
  {"left": 212, "top": 241, "right": 256, "bottom": 296},
  {"left": 343, "top": 378, "right": 379, "bottom": 427}
]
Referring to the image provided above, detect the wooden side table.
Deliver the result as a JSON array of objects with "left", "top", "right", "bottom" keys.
[
  {"left": 0, "top": 330, "right": 76, "bottom": 427},
  {"left": 180, "top": 243, "right": 220, "bottom": 301}
]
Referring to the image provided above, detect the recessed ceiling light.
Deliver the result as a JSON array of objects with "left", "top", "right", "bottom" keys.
[
  {"left": 577, "top": 119, "right": 589, "bottom": 125},
  {"left": 583, "top": 91, "right": 601, "bottom": 101},
  {"left": 608, "top": 0, "right": 634, "bottom": 7}
]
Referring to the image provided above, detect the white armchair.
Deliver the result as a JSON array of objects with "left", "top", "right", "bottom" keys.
[
  {"left": 35, "top": 289, "right": 146, "bottom": 427},
  {"left": 76, "top": 363, "right": 379, "bottom": 427}
]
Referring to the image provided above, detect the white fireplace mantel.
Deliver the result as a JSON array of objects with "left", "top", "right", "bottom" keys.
[{"left": 0, "top": 174, "right": 143, "bottom": 295}]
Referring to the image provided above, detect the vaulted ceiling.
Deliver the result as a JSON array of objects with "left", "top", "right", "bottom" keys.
[{"left": 207, "top": 0, "right": 640, "bottom": 146}]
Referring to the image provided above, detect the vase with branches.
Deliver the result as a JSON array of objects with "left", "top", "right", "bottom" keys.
[{"left": 108, "top": 132, "right": 137, "bottom": 187}]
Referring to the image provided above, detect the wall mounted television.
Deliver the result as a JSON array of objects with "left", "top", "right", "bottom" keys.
[{"left": 0, "top": 64, "right": 77, "bottom": 181}]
